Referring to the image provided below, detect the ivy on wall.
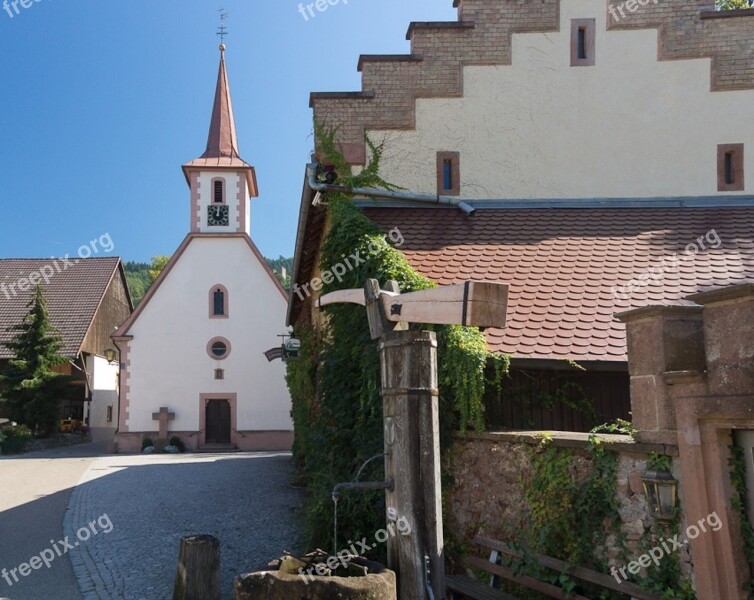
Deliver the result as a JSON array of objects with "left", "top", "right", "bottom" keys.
[
  {"left": 730, "top": 444, "right": 754, "bottom": 599},
  {"left": 500, "top": 435, "right": 694, "bottom": 599},
  {"left": 286, "top": 128, "right": 510, "bottom": 555}
]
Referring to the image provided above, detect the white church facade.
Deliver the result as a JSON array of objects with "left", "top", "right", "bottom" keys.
[{"left": 113, "top": 47, "right": 293, "bottom": 453}]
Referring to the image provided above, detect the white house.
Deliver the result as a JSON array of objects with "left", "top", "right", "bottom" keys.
[{"left": 113, "top": 46, "right": 293, "bottom": 453}]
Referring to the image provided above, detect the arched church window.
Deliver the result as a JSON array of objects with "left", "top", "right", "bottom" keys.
[{"left": 209, "top": 285, "right": 229, "bottom": 318}]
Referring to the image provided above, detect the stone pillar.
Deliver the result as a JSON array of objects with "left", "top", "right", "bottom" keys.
[
  {"left": 617, "top": 305, "right": 705, "bottom": 444},
  {"left": 619, "top": 284, "right": 754, "bottom": 600},
  {"left": 689, "top": 284, "right": 754, "bottom": 396}
]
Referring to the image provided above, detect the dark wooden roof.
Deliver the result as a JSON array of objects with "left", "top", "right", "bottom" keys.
[{"left": 0, "top": 257, "right": 127, "bottom": 359}]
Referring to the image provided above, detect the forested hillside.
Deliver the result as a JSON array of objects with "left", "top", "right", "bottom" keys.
[{"left": 123, "top": 256, "right": 292, "bottom": 305}]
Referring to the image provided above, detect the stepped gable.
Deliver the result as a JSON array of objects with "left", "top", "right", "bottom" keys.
[
  {"left": 607, "top": 0, "right": 754, "bottom": 91},
  {"left": 310, "top": 0, "right": 754, "bottom": 165}
]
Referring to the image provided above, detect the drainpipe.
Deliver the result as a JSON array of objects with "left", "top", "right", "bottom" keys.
[{"left": 307, "top": 163, "right": 477, "bottom": 216}]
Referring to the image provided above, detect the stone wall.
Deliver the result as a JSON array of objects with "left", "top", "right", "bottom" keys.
[{"left": 447, "top": 431, "right": 691, "bottom": 575}]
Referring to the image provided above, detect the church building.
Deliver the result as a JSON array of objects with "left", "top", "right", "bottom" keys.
[{"left": 113, "top": 46, "right": 293, "bottom": 452}]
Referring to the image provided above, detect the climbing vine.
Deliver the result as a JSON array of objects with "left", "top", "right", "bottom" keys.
[
  {"left": 730, "top": 444, "right": 754, "bottom": 599},
  {"left": 497, "top": 434, "right": 695, "bottom": 599},
  {"left": 286, "top": 127, "right": 510, "bottom": 556}
]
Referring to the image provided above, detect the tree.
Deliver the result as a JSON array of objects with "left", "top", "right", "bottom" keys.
[
  {"left": 0, "top": 285, "right": 71, "bottom": 436},
  {"left": 148, "top": 255, "right": 170, "bottom": 284},
  {"left": 717, "top": 0, "right": 753, "bottom": 9}
]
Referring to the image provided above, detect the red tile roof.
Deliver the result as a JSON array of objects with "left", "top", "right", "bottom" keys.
[
  {"left": 363, "top": 206, "right": 754, "bottom": 362},
  {"left": 0, "top": 258, "right": 122, "bottom": 359}
]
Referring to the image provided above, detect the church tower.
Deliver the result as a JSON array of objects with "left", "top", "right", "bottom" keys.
[
  {"left": 182, "top": 45, "right": 258, "bottom": 235},
  {"left": 112, "top": 45, "right": 292, "bottom": 453}
]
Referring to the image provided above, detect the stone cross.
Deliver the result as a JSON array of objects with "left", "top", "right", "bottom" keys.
[{"left": 152, "top": 407, "right": 175, "bottom": 440}]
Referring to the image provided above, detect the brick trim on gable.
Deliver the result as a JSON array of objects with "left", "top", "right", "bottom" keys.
[{"left": 310, "top": 0, "right": 754, "bottom": 165}]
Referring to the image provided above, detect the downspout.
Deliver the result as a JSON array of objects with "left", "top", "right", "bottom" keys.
[{"left": 307, "top": 163, "right": 477, "bottom": 216}]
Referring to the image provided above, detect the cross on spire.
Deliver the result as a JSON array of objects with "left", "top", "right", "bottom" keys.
[{"left": 217, "top": 9, "right": 229, "bottom": 48}]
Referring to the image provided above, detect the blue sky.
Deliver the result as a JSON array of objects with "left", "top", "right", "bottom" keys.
[{"left": 0, "top": 0, "right": 456, "bottom": 263}]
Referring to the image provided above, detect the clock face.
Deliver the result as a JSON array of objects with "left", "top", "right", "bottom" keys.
[{"left": 207, "top": 205, "right": 229, "bottom": 227}]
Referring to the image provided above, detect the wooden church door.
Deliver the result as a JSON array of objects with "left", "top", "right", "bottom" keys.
[{"left": 205, "top": 399, "right": 231, "bottom": 444}]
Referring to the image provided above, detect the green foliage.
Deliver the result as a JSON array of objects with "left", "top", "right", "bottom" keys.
[
  {"left": 286, "top": 127, "right": 508, "bottom": 558},
  {"left": 730, "top": 444, "right": 754, "bottom": 599},
  {"left": 123, "top": 261, "right": 151, "bottom": 305},
  {"left": 646, "top": 452, "right": 673, "bottom": 472},
  {"left": 717, "top": 0, "right": 753, "bottom": 9},
  {"left": 265, "top": 255, "right": 293, "bottom": 290},
  {"left": 0, "top": 424, "right": 33, "bottom": 454},
  {"left": 148, "top": 256, "right": 170, "bottom": 285},
  {"left": 591, "top": 418, "right": 637, "bottom": 438},
  {"left": 504, "top": 437, "right": 693, "bottom": 599},
  {"left": 0, "top": 285, "right": 72, "bottom": 436},
  {"left": 141, "top": 436, "right": 154, "bottom": 451},
  {"left": 169, "top": 435, "right": 186, "bottom": 453}
]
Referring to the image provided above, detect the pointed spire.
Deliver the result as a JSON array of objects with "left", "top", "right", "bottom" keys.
[
  {"left": 182, "top": 44, "right": 257, "bottom": 197},
  {"left": 201, "top": 45, "right": 240, "bottom": 160}
]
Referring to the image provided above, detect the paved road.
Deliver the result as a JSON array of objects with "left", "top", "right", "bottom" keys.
[
  {"left": 0, "top": 442, "right": 108, "bottom": 600},
  {"left": 66, "top": 452, "right": 302, "bottom": 600}
]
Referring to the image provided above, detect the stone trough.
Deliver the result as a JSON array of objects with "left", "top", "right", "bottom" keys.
[{"left": 234, "top": 551, "right": 396, "bottom": 600}]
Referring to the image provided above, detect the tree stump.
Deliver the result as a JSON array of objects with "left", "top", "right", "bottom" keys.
[{"left": 172, "top": 534, "right": 220, "bottom": 600}]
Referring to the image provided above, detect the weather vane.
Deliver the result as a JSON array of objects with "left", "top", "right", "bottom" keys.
[{"left": 217, "top": 9, "right": 229, "bottom": 47}]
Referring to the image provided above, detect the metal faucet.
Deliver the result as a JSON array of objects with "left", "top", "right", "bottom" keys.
[
  {"left": 331, "top": 453, "right": 393, "bottom": 502},
  {"left": 332, "top": 479, "right": 394, "bottom": 502}
]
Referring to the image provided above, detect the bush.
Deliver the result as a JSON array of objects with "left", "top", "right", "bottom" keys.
[
  {"left": 141, "top": 436, "right": 154, "bottom": 451},
  {"left": 0, "top": 424, "right": 33, "bottom": 455},
  {"left": 169, "top": 435, "right": 185, "bottom": 452}
]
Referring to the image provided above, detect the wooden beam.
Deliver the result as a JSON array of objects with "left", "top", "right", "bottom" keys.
[
  {"left": 383, "top": 282, "right": 508, "bottom": 328},
  {"left": 473, "top": 536, "right": 668, "bottom": 600},
  {"left": 465, "top": 557, "right": 591, "bottom": 600},
  {"left": 319, "top": 281, "right": 509, "bottom": 329}
]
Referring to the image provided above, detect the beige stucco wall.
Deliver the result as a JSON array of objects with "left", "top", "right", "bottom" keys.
[{"left": 369, "top": 0, "right": 754, "bottom": 199}]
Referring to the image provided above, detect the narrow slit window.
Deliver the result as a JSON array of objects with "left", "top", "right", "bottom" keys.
[
  {"left": 571, "top": 19, "right": 595, "bottom": 66},
  {"left": 725, "top": 152, "right": 735, "bottom": 185},
  {"left": 106, "top": 406, "right": 113, "bottom": 422},
  {"left": 443, "top": 159, "right": 453, "bottom": 191},
  {"left": 718, "top": 144, "right": 745, "bottom": 192},
  {"left": 215, "top": 369, "right": 225, "bottom": 380},
  {"left": 214, "top": 179, "right": 224, "bottom": 204},
  {"left": 437, "top": 151, "right": 460, "bottom": 196},
  {"left": 577, "top": 28, "right": 587, "bottom": 60}
]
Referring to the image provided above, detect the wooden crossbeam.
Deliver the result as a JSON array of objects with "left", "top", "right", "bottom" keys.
[
  {"left": 473, "top": 536, "right": 669, "bottom": 600},
  {"left": 318, "top": 281, "right": 508, "bottom": 329}
]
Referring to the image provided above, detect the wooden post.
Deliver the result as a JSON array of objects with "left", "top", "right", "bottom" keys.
[
  {"left": 380, "top": 329, "right": 444, "bottom": 600},
  {"left": 172, "top": 534, "right": 220, "bottom": 600},
  {"left": 318, "top": 278, "right": 508, "bottom": 600}
]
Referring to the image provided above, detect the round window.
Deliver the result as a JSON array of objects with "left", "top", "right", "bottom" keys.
[{"left": 207, "top": 337, "right": 231, "bottom": 360}]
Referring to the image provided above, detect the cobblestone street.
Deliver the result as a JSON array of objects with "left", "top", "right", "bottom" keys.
[{"left": 65, "top": 452, "right": 302, "bottom": 600}]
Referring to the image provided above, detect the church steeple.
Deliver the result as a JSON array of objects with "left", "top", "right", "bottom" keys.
[
  {"left": 183, "top": 46, "right": 258, "bottom": 235},
  {"left": 202, "top": 46, "right": 241, "bottom": 160}
]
